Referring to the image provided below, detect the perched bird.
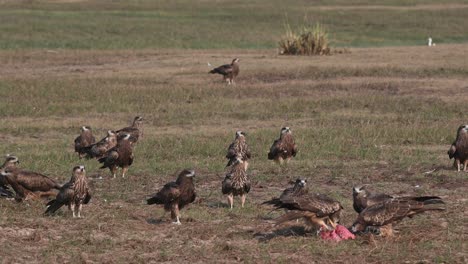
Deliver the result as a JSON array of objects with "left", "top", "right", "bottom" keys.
[
  {"left": 447, "top": 125, "right": 468, "bottom": 171},
  {"left": 116, "top": 116, "right": 143, "bottom": 144},
  {"left": 0, "top": 155, "right": 19, "bottom": 198},
  {"left": 226, "top": 131, "right": 251, "bottom": 170},
  {"left": 222, "top": 157, "right": 251, "bottom": 209},
  {"left": 352, "top": 185, "right": 393, "bottom": 213},
  {"left": 209, "top": 58, "right": 240, "bottom": 85},
  {"left": 74, "top": 126, "right": 96, "bottom": 159},
  {"left": 351, "top": 196, "right": 446, "bottom": 237},
  {"left": 83, "top": 130, "right": 118, "bottom": 159},
  {"left": 264, "top": 183, "right": 343, "bottom": 233},
  {"left": 263, "top": 178, "right": 308, "bottom": 208},
  {"left": 268, "top": 127, "right": 298, "bottom": 164},
  {"left": 0, "top": 167, "right": 61, "bottom": 201},
  {"left": 98, "top": 134, "right": 134, "bottom": 178},
  {"left": 45, "top": 166, "right": 91, "bottom": 218},
  {"left": 147, "top": 169, "right": 197, "bottom": 225}
]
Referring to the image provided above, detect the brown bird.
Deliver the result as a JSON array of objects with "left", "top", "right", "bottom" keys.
[
  {"left": 45, "top": 165, "right": 91, "bottom": 218},
  {"left": 263, "top": 178, "right": 308, "bottom": 208},
  {"left": 74, "top": 126, "right": 96, "bottom": 159},
  {"left": 147, "top": 169, "right": 197, "bottom": 225},
  {"left": 83, "top": 130, "right": 118, "bottom": 159},
  {"left": 0, "top": 155, "right": 19, "bottom": 198},
  {"left": 351, "top": 196, "right": 445, "bottom": 237},
  {"left": 353, "top": 185, "right": 393, "bottom": 213},
  {"left": 448, "top": 124, "right": 468, "bottom": 171},
  {"left": 264, "top": 184, "right": 343, "bottom": 233},
  {"left": 226, "top": 131, "right": 251, "bottom": 170},
  {"left": 116, "top": 116, "right": 143, "bottom": 144},
  {"left": 98, "top": 134, "right": 134, "bottom": 178},
  {"left": 222, "top": 157, "right": 250, "bottom": 209},
  {"left": 0, "top": 166, "right": 61, "bottom": 202},
  {"left": 209, "top": 58, "right": 240, "bottom": 85},
  {"left": 268, "top": 127, "right": 298, "bottom": 164}
]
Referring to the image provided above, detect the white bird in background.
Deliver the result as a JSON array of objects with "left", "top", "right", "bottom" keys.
[{"left": 428, "top": 37, "right": 435, "bottom": 47}]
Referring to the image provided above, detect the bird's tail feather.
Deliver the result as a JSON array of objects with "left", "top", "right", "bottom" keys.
[
  {"left": 209, "top": 69, "right": 216, "bottom": 74},
  {"left": 44, "top": 200, "right": 64, "bottom": 215}
]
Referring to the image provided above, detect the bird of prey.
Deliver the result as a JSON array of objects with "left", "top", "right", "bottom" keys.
[
  {"left": 83, "top": 130, "right": 118, "bottom": 159},
  {"left": 222, "top": 157, "right": 250, "bottom": 209},
  {"left": 116, "top": 116, "right": 143, "bottom": 144},
  {"left": 353, "top": 185, "right": 393, "bottom": 213},
  {"left": 98, "top": 134, "right": 134, "bottom": 178},
  {"left": 263, "top": 178, "right": 308, "bottom": 208},
  {"left": 0, "top": 167, "right": 61, "bottom": 202},
  {"left": 0, "top": 155, "right": 19, "bottom": 198},
  {"left": 209, "top": 58, "right": 240, "bottom": 85},
  {"left": 351, "top": 196, "right": 445, "bottom": 237},
  {"left": 74, "top": 126, "right": 96, "bottom": 159},
  {"left": 263, "top": 183, "right": 343, "bottom": 232},
  {"left": 226, "top": 131, "right": 251, "bottom": 170},
  {"left": 448, "top": 125, "right": 468, "bottom": 171},
  {"left": 147, "top": 169, "right": 197, "bottom": 225},
  {"left": 45, "top": 165, "right": 91, "bottom": 218},
  {"left": 268, "top": 127, "right": 298, "bottom": 164}
]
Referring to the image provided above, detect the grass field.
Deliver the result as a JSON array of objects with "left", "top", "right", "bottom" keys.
[
  {"left": 1, "top": 0, "right": 468, "bottom": 263},
  {"left": 1, "top": 0, "right": 468, "bottom": 49}
]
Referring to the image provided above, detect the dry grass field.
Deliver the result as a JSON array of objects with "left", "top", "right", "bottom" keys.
[
  {"left": 1, "top": 45, "right": 467, "bottom": 263},
  {"left": 1, "top": 0, "right": 468, "bottom": 263}
]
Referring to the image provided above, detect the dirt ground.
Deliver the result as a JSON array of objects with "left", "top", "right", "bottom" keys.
[{"left": 0, "top": 45, "right": 467, "bottom": 263}]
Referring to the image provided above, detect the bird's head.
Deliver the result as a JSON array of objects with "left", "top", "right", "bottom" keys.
[
  {"left": 0, "top": 169, "right": 12, "bottom": 177},
  {"left": 183, "top": 169, "right": 196, "bottom": 178},
  {"left": 280, "top": 127, "right": 291, "bottom": 135},
  {"left": 73, "top": 165, "right": 86, "bottom": 175},
  {"left": 81, "top": 126, "right": 91, "bottom": 132},
  {"left": 107, "top": 130, "right": 116, "bottom": 136},
  {"left": 5, "top": 154, "right": 19, "bottom": 165},
  {"left": 295, "top": 178, "right": 307, "bottom": 188},
  {"left": 235, "top": 130, "right": 246, "bottom": 138},
  {"left": 122, "top": 134, "right": 132, "bottom": 141},
  {"left": 353, "top": 185, "right": 368, "bottom": 196},
  {"left": 350, "top": 221, "right": 365, "bottom": 234},
  {"left": 232, "top": 58, "right": 240, "bottom": 64},
  {"left": 457, "top": 125, "right": 468, "bottom": 135}
]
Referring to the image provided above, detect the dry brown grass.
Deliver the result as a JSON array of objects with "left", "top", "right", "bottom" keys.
[{"left": 0, "top": 44, "right": 467, "bottom": 263}]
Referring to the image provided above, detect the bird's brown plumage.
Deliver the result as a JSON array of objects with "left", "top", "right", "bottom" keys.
[
  {"left": 98, "top": 134, "right": 134, "bottom": 178},
  {"left": 263, "top": 178, "right": 308, "bottom": 208},
  {"left": 83, "top": 130, "right": 118, "bottom": 159},
  {"left": 209, "top": 58, "right": 240, "bottom": 85},
  {"left": 116, "top": 116, "right": 143, "bottom": 144},
  {"left": 447, "top": 125, "right": 468, "bottom": 171},
  {"left": 264, "top": 181, "right": 342, "bottom": 232},
  {"left": 351, "top": 196, "right": 445, "bottom": 237},
  {"left": 353, "top": 185, "right": 393, "bottom": 213},
  {"left": 147, "top": 169, "right": 196, "bottom": 225},
  {"left": 74, "top": 126, "right": 96, "bottom": 159},
  {"left": 226, "top": 131, "right": 251, "bottom": 170},
  {"left": 45, "top": 166, "right": 91, "bottom": 217},
  {"left": 0, "top": 166, "right": 61, "bottom": 202},
  {"left": 0, "top": 155, "right": 20, "bottom": 198},
  {"left": 268, "top": 127, "right": 297, "bottom": 164},
  {"left": 222, "top": 157, "right": 250, "bottom": 209}
]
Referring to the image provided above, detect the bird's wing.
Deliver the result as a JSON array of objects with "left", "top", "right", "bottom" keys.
[
  {"left": 268, "top": 139, "right": 283, "bottom": 159},
  {"left": 221, "top": 176, "right": 233, "bottom": 194},
  {"left": 448, "top": 144, "right": 456, "bottom": 159},
  {"left": 226, "top": 142, "right": 237, "bottom": 159},
  {"left": 282, "top": 193, "right": 342, "bottom": 216},
  {"left": 214, "top": 64, "right": 233, "bottom": 74},
  {"left": 160, "top": 182, "right": 181, "bottom": 202}
]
